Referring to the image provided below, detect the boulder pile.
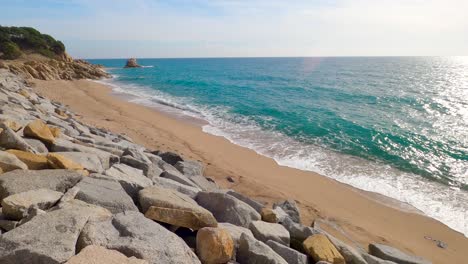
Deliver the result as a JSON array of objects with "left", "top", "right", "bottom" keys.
[{"left": 0, "top": 68, "right": 432, "bottom": 264}]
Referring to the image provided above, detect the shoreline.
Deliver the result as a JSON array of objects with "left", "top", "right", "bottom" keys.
[{"left": 31, "top": 78, "right": 468, "bottom": 264}]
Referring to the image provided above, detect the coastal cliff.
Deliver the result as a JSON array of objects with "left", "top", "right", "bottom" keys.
[{"left": 0, "top": 26, "right": 109, "bottom": 80}]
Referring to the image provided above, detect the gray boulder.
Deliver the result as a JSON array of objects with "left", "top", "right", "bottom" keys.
[
  {"left": 249, "top": 221, "right": 290, "bottom": 246},
  {"left": 237, "top": 233, "right": 287, "bottom": 264},
  {"left": 51, "top": 138, "right": 118, "bottom": 169},
  {"left": 0, "top": 169, "right": 82, "bottom": 202},
  {"left": 196, "top": 191, "right": 261, "bottom": 228},
  {"left": 227, "top": 190, "right": 264, "bottom": 213},
  {"left": 75, "top": 177, "right": 138, "bottom": 214},
  {"left": 280, "top": 217, "right": 320, "bottom": 250},
  {"left": 121, "top": 155, "right": 154, "bottom": 176},
  {"left": 23, "top": 138, "right": 48, "bottom": 154},
  {"left": 190, "top": 175, "right": 219, "bottom": 191},
  {"left": 0, "top": 124, "right": 37, "bottom": 153},
  {"left": 369, "top": 244, "right": 431, "bottom": 264},
  {"left": 175, "top": 160, "right": 203, "bottom": 177},
  {"left": 273, "top": 199, "right": 301, "bottom": 223},
  {"left": 218, "top": 222, "right": 254, "bottom": 248},
  {"left": 161, "top": 170, "right": 199, "bottom": 188},
  {"left": 0, "top": 200, "right": 111, "bottom": 264},
  {"left": 266, "top": 240, "right": 309, "bottom": 264},
  {"left": 159, "top": 151, "right": 183, "bottom": 165},
  {"left": 103, "top": 164, "right": 152, "bottom": 200},
  {"left": 53, "top": 152, "right": 104, "bottom": 173},
  {"left": 1, "top": 188, "right": 63, "bottom": 220},
  {"left": 77, "top": 211, "right": 201, "bottom": 264},
  {"left": 123, "top": 147, "right": 152, "bottom": 164},
  {"left": 152, "top": 177, "right": 200, "bottom": 199},
  {"left": 327, "top": 234, "right": 368, "bottom": 264},
  {"left": 362, "top": 253, "right": 397, "bottom": 264}
]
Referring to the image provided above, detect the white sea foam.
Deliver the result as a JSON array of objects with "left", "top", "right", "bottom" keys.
[{"left": 95, "top": 77, "right": 468, "bottom": 237}]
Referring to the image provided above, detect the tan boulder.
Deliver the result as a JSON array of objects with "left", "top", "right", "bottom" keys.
[
  {"left": 145, "top": 206, "right": 217, "bottom": 230},
  {"left": 23, "top": 119, "right": 55, "bottom": 144},
  {"left": 47, "top": 153, "right": 84, "bottom": 171},
  {"left": 54, "top": 108, "right": 69, "bottom": 119},
  {"left": 261, "top": 208, "right": 279, "bottom": 223},
  {"left": 66, "top": 245, "right": 148, "bottom": 264},
  {"left": 18, "top": 89, "right": 31, "bottom": 99},
  {"left": 139, "top": 186, "right": 217, "bottom": 230},
  {"left": 6, "top": 149, "right": 49, "bottom": 170},
  {"left": 0, "top": 150, "right": 28, "bottom": 173},
  {"left": 49, "top": 126, "right": 61, "bottom": 137},
  {"left": 303, "top": 234, "right": 345, "bottom": 264},
  {"left": 1, "top": 188, "right": 63, "bottom": 220},
  {"left": 1, "top": 120, "right": 22, "bottom": 132},
  {"left": 196, "top": 227, "right": 234, "bottom": 264}
]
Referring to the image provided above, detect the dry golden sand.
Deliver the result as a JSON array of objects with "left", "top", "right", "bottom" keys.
[{"left": 32, "top": 79, "right": 468, "bottom": 264}]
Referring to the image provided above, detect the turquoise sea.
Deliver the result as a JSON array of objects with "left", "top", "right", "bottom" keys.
[{"left": 88, "top": 57, "right": 468, "bottom": 235}]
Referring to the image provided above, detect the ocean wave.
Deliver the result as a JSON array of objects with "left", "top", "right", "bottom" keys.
[{"left": 97, "top": 77, "right": 468, "bottom": 237}]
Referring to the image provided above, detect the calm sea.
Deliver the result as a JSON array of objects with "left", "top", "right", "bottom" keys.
[{"left": 88, "top": 57, "right": 468, "bottom": 235}]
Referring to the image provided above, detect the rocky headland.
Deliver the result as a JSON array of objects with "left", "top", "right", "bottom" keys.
[
  {"left": 0, "top": 68, "right": 433, "bottom": 263},
  {"left": 0, "top": 26, "right": 109, "bottom": 80}
]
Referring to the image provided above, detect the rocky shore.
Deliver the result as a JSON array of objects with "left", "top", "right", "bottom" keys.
[{"left": 0, "top": 69, "right": 432, "bottom": 264}]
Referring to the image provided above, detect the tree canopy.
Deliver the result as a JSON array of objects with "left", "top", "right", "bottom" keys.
[{"left": 0, "top": 26, "right": 66, "bottom": 60}]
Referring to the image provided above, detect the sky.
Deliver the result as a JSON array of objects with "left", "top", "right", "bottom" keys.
[{"left": 1, "top": 0, "right": 467, "bottom": 58}]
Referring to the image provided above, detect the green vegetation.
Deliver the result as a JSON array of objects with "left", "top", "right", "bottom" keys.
[{"left": 0, "top": 26, "right": 66, "bottom": 60}]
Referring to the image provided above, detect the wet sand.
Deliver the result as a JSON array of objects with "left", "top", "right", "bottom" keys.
[{"left": 32, "top": 79, "right": 468, "bottom": 264}]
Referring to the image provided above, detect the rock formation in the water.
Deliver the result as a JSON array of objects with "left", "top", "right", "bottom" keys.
[{"left": 124, "top": 58, "right": 142, "bottom": 68}]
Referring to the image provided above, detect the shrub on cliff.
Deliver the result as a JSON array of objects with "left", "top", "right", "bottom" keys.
[
  {"left": 1, "top": 41, "right": 22, "bottom": 60},
  {"left": 0, "top": 25, "right": 65, "bottom": 59}
]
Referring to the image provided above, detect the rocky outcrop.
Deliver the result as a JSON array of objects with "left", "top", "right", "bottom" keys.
[
  {"left": 124, "top": 58, "right": 142, "bottom": 68},
  {"left": 3, "top": 57, "right": 110, "bottom": 81}
]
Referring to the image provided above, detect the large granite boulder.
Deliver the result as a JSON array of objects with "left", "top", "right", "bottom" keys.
[
  {"left": 226, "top": 190, "right": 264, "bottom": 213},
  {"left": 175, "top": 160, "right": 204, "bottom": 177},
  {"left": 159, "top": 151, "right": 183, "bottom": 165},
  {"left": 273, "top": 199, "right": 301, "bottom": 223},
  {"left": 0, "top": 169, "right": 82, "bottom": 201},
  {"left": 75, "top": 177, "right": 138, "bottom": 214},
  {"left": 124, "top": 58, "right": 142, "bottom": 68},
  {"left": 0, "top": 201, "right": 111, "bottom": 264},
  {"left": 66, "top": 245, "right": 148, "bottom": 264},
  {"left": 369, "top": 243, "right": 431, "bottom": 264},
  {"left": 237, "top": 233, "right": 287, "bottom": 264},
  {"left": 196, "top": 227, "right": 234, "bottom": 264},
  {"left": 327, "top": 234, "right": 368, "bottom": 264},
  {"left": 1, "top": 188, "right": 63, "bottom": 220},
  {"left": 152, "top": 177, "right": 200, "bottom": 199},
  {"left": 103, "top": 164, "right": 152, "bottom": 200},
  {"left": 266, "top": 240, "right": 309, "bottom": 264},
  {"left": 218, "top": 222, "right": 254, "bottom": 247},
  {"left": 249, "top": 220, "right": 290, "bottom": 246},
  {"left": 303, "top": 234, "right": 345, "bottom": 264},
  {"left": 280, "top": 217, "right": 320, "bottom": 249},
  {"left": 196, "top": 191, "right": 261, "bottom": 228},
  {"left": 161, "top": 170, "right": 199, "bottom": 188},
  {"left": 0, "top": 124, "right": 37, "bottom": 153},
  {"left": 139, "top": 186, "right": 217, "bottom": 230},
  {"left": 53, "top": 152, "right": 104, "bottom": 173},
  {"left": 77, "top": 211, "right": 201, "bottom": 264}
]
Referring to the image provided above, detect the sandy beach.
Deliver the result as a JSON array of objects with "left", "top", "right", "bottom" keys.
[{"left": 31, "top": 78, "right": 468, "bottom": 264}]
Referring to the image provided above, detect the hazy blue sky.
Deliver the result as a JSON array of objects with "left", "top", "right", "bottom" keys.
[{"left": 1, "top": 0, "right": 467, "bottom": 58}]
